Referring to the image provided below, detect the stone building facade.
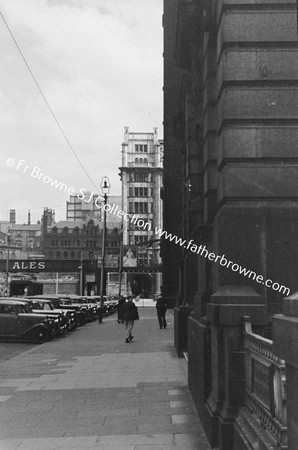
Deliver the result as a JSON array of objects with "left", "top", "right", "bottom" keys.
[
  {"left": 163, "top": 0, "right": 298, "bottom": 448},
  {"left": 119, "top": 127, "right": 163, "bottom": 295}
]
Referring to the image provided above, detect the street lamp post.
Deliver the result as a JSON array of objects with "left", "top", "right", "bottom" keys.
[
  {"left": 99, "top": 176, "right": 110, "bottom": 322},
  {"left": 118, "top": 225, "right": 123, "bottom": 298},
  {"left": 5, "top": 229, "right": 11, "bottom": 297}
]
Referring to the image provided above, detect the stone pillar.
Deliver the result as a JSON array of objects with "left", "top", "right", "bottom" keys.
[
  {"left": 206, "top": 286, "right": 267, "bottom": 449},
  {"left": 273, "top": 292, "right": 298, "bottom": 448}
]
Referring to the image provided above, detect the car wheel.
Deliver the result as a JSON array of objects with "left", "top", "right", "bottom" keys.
[{"left": 33, "top": 326, "right": 48, "bottom": 344}]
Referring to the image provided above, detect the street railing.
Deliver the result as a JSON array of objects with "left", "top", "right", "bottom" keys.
[{"left": 243, "top": 317, "right": 287, "bottom": 449}]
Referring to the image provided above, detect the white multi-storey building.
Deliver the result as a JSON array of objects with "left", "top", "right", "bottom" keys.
[
  {"left": 66, "top": 193, "right": 122, "bottom": 224},
  {"left": 119, "top": 127, "right": 163, "bottom": 296}
]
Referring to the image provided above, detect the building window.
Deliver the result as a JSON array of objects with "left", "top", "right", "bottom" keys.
[
  {"left": 71, "top": 251, "right": 75, "bottom": 259},
  {"left": 135, "top": 235, "right": 146, "bottom": 245},
  {"left": 60, "top": 240, "right": 64, "bottom": 246},
  {"left": 134, "top": 173, "right": 148, "bottom": 182},
  {"left": 56, "top": 251, "right": 61, "bottom": 259},
  {"left": 144, "top": 158, "right": 147, "bottom": 163},
  {"left": 49, "top": 251, "right": 53, "bottom": 259},
  {"left": 63, "top": 251, "right": 68, "bottom": 259},
  {"left": 135, "top": 187, "right": 148, "bottom": 197},
  {"left": 129, "top": 187, "right": 133, "bottom": 197},
  {"left": 0, "top": 252, "right": 3, "bottom": 260},
  {"left": 135, "top": 144, "right": 148, "bottom": 153},
  {"left": 135, "top": 202, "right": 148, "bottom": 214},
  {"left": 51, "top": 240, "right": 55, "bottom": 247}
]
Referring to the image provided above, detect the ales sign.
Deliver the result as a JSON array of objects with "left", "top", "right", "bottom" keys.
[{"left": 9, "top": 260, "right": 46, "bottom": 272}]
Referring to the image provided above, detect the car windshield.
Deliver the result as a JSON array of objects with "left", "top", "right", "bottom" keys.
[
  {"left": 41, "top": 303, "right": 54, "bottom": 310},
  {"left": 60, "top": 299, "right": 71, "bottom": 305},
  {"left": 22, "top": 304, "right": 32, "bottom": 313}
]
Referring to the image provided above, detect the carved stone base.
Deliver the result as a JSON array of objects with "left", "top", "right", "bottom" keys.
[
  {"left": 188, "top": 315, "right": 219, "bottom": 448},
  {"left": 234, "top": 407, "right": 280, "bottom": 450}
]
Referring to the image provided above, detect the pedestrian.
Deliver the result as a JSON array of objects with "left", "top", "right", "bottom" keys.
[
  {"left": 156, "top": 295, "right": 167, "bottom": 329},
  {"left": 117, "top": 295, "right": 126, "bottom": 323},
  {"left": 120, "top": 296, "right": 139, "bottom": 343}
]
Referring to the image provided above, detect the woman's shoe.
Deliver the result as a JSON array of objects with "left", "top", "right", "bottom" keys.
[{"left": 125, "top": 338, "right": 130, "bottom": 343}]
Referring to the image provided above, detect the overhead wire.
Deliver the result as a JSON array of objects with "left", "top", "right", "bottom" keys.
[{"left": 0, "top": 10, "right": 102, "bottom": 196}]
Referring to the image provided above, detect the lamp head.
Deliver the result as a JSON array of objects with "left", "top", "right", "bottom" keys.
[{"left": 100, "top": 176, "right": 111, "bottom": 195}]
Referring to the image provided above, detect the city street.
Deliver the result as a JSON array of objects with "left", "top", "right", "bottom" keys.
[{"left": 0, "top": 308, "right": 210, "bottom": 450}]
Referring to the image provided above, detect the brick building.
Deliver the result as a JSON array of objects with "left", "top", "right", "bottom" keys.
[{"left": 42, "top": 219, "right": 121, "bottom": 263}]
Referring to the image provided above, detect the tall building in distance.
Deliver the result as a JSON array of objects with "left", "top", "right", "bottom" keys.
[
  {"left": 66, "top": 193, "right": 122, "bottom": 224},
  {"left": 119, "top": 127, "right": 163, "bottom": 296}
]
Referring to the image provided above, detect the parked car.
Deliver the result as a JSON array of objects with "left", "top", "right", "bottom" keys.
[
  {"left": 53, "top": 297, "right": 87, "bottom": 326},
  {"left": 0, "top": 299, "right": 56, "bottom": 344},
  {"left": 67, "top": 295, "right": 98, "bottom": 321},
  {"left": 83, "top": 296, "right": 117, "bottom": 317},
  {"left": 28, "top": 296, "right": 77, "bottom": 331},
  {"left": 11, "top": 298, "right": 66, "bottom": 338}
]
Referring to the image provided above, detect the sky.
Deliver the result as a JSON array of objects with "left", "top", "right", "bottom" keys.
[{"left": 0, "top": 0, "right": 163, "bottom": 224}]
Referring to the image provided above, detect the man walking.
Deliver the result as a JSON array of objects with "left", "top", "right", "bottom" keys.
[
  {"left": 156, "top": 295, "right": 167, "bottom": 329},
  {"left": 117, "top": 295, "right": 126, "bottom": 323},
  {"left": 120, "top": 296, "right": 139, "bottom": 343}
]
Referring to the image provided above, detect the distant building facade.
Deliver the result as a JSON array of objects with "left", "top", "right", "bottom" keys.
[
  {"left": 66, "top": 193, "right": 122, "bottom": 223},
  {"left": 43, "top": 219, "right": 121, "bottom": 263},
  {"left": 119, "top": 127, "right": 163, "bottom": 295}
]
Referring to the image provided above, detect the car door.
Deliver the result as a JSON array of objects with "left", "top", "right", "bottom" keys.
[{"left": 0, "top": 304, "right": 21, "bottom": 336}]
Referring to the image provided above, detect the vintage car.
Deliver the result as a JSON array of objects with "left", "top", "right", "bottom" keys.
[
  {"left": 16, "top": 298, "right": 67, "bottom": 337},
  {"left": 82, "top": 295, "right": 117, "bottom": 317},
  {"left": 66, "top": 295, "right": 98, "bottom": 321},
  {"left": 0, "top": 299, "right": 56, "bottom": 344},
  {"left": 28, "top": 297, "right": 77, "bottom": 331}
]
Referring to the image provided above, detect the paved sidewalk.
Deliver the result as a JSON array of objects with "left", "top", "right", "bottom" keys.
[{"left": 0, "top": 309, "right": 210, "bottom": 450}]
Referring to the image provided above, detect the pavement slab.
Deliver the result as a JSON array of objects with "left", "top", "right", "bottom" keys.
[{"left": 0, "top": 308, "right": 211, "bottom": 449}]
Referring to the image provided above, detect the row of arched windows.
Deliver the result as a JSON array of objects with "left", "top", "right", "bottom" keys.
[
  {"left": 51, "top": 240, "right": 97, "bottom": 247},
  {"left": 49, "top": 251, "right": 79, "bottom": 260},
  {"left": 135, "top": 158, "right": 147, "bottom": 164},
  {"left": 0, "top": 251, "right": 16, "bottom": 260}
]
